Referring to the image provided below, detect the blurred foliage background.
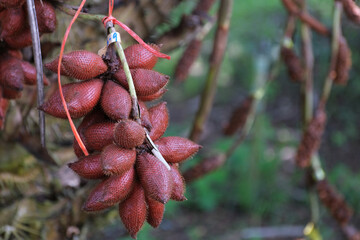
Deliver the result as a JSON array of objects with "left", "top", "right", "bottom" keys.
[{"left": 1, "top": 0, "right": 360, "bottom": 239}]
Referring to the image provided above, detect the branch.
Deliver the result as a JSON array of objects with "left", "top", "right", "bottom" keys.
[
  {"left": 281, "top": 0, "right": 330, "bottom": 36},
  {"left": 57, "top": 4, "right": 105, "bottom": 21},
  {"left": 189, "top": 0, "right": 233, "bottom": 142},
  {"left": 26, "top": 0, "right": 46, "bottom": 148}
]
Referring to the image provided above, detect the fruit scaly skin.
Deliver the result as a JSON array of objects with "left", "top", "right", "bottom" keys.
[
  {"left": 119, "top": 182, "right": 147, "bottom": 239},
  {"left": 20, "top": 60, "right": 50, "bottom": 86},
  {"left": 113, "top": 120, "right": 145, "bottom": 149},
  {"left": 100, "top": 80, "right": 131, "bottom": 120},
  {"left": 124, "top": 43, "right": 160, "bottom": 70},
  {"left": 146, "top": 197, "right": 165, "bottom": 228},
  {"left": 148, "top": 102, "right": 169, "bottom": 141},
  {"left": 136, "top": 152, "right": 173, "bottom": 204},
  {"left": 101, "top": 144, "right": 136, "bottom": 176},
  {"left": 68, "top": 154, "right": 105, "bottom": 179},
  {"left": 40, "top": 79, "right": 104, "bottom": 119},
  {"left": 155, "top": 136, "right": 201, "bottom": 163},
  {"left": 170, "top": 164, "right": 186, "bottom": 201},
  {"left": 45, "top": 50, "right": 108, "bottom": 80},
  {"left": 114, "top": 68, "right": 169, "bottom": 97},
  {"left": 83, "top": 122, "right": 115, "bottom": 152},
  {"left": 83, "top": 168, "right": 135, "bottom": 212}
]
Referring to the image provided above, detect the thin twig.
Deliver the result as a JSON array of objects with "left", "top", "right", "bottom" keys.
[
  {"left": 189, "top": 0, "right": 233, "bottom": 142},
  {"left": 281, "top": 0, "right": 330, "bottom": 36},
  {"left": 319, "top": 1, "right": 342, "bottom": 107},
  {"left": 26, "top": 0, "right": 46, "bottom": 148},
  {"left": 57, "top": 4, "right": 105, "bottom": 21}
]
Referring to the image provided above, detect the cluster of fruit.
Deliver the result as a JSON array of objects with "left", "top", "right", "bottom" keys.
[
  {"left": 0, "top": 0, "right": 56, "bottom": 128},
  {"left": 41, "top": 44, "right": 201, "bottom": 238}
]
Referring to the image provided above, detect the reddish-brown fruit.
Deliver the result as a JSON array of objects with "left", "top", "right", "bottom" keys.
[
  {"left": 83, "top": 122, "right": 115, "bottom": 151},
  {"left": 136, "top": 153, "right": 173, "bottom": 203},
  {"left": 68, "top": 153, "right": 104, "bottom": 179},
  {"left": 281, "top": 46, "right": 303, "bottom": 82},
  {"left": 73, "top": 108, "right": 107, "bottom": 157},
  {"left": 124, "top": 43, "right": 160, "bottom": 69},
  {"left": 170, "top": 164, "right": 186, "bottom": 201},
  {"left": 113, "top": 120, "right": 145, "bottom": 149},
  {"left": 119, "top": 181, "right": 147, "bottom": 239},
  {"left": 7, "top": 50, "right": 22, "bottom": 59},
  {"left": 0, "top": 0, "right": 25, "bottom": 8},
  {"left": 45, "top": 51, "right": 108, "bottom": 80},
  {"left": 0, "top": 96, "right": 9, "bottom": 129},
  {"left": 100, "top": 81, "right": 131, "bottom": 120},
  {"left": 155, "top": 136, "right": 201, "bottom": 163},
  {"left": 114, "top": 69, "right": 169, "bottom": 97},
  {"left": 0, "top": 54, "right": 24, "bottom": 92},
  {"left": 34, "top": 0, "right": 56, "bottom": 34},
  {"left": 83, "top": 168, "right": 135, "bottom": 212},
  {"left": 138, "top": 87, "right": 167, "bottom": 102},
  {"left": 193, "top": 0, "right": 216, "bottom": 13},
  {"left": 4, "top": 27, "right": 33, "bottom": 49},
  {"left": 146, "top": 197, "right": 164, "bottom": 228},
  {"left": 317, "top": 179, "right": 353, "bottom": 225},
  {"left": 2, "top": 88, "right": 22, "bottom": 99},
  {"left": 175, "top": 39, "right": 202, "bottom": 82},
  {"left": 148, "top": 102, "right": 168, "bottom": 141},
  {"left": 20, "top": 60, "right": 50, "bottom": 86},
  {"left": 183, "top": 154, "right": 227, "bottom": 182},
  {"left": 295, "top": 106, "right": 327, "bottom": 168},
  {"left": 223, "top": 96, "right": 254, "bottom": 136},
  {"left": 0, "top": 7, "right": 25, "bottom": 38},
  {"left": 39, "top": 79, "right": 103, "bottom": 119},
  {"left": 334, "top": 37, "right": 352, "bottom": 85},
  {"left": 101, "top": 144, "right": 136, "bottom": 175},
  {"left": 138, "top": 101, "right": 152, "bottom": 131},
  {"left": 342, "top": 0, "right": 360, "bottom": 24}
]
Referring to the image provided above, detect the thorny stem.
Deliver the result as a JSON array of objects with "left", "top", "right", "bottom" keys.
[
  {"left": 320, "top": 2, "right": 342, "bottom": 106},
  {"left": 189, "top": 0, "right": 233, "bottom": 142},
  {"left": 26, "top": 0, "right": 46, "bottom": 148}
]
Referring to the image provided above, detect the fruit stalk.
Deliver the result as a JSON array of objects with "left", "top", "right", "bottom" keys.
[{"left": 107, "top": 22, "right": 140, "bottom": 122}]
